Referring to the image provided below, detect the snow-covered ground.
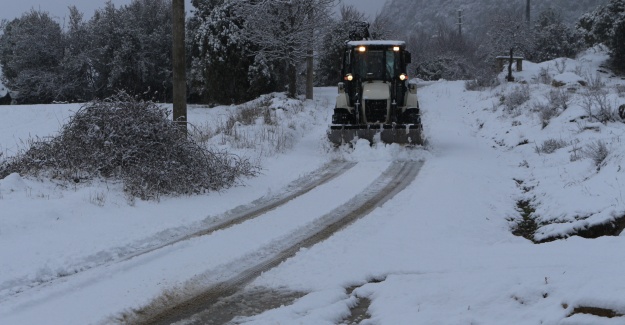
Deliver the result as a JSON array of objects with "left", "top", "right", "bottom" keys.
[{"left": 2, "top": 48, "right": 625, "bottom": 324}]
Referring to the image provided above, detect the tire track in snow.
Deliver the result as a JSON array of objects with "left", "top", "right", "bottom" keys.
[
  {"left": 130, "top": 160, "right": 423, "bottom": 325},
  {"left": 0, "top": 161, "right": 355, "bottom": 302}
]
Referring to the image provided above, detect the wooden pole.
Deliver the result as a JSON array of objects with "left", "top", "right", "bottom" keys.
[
  {"left": 526, "top": 0, "right": 531, "bottom": 26},
  {"left": 457, "top": 9, "right": 463, "bottom": 37},
  {"left": 305, "top": 5, "right": 314, "bottom": 100},
  {"left": 172, "top": 0, "right": 187, "bottom": 135}
]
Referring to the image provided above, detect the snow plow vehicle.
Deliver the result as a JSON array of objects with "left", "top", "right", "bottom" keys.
[{"left": 328, "top": 40, "right": 423, "bottom": 145}]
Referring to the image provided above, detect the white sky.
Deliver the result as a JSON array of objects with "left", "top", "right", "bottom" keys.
[
  {"left": 336, "top": 0, "right": 386, "bottom": 17},
  {"left": 0, "top": 0, "right": 386, "bottom": 22}
]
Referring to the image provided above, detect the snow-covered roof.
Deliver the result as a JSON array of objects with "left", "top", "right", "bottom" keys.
[{"left": 347, "top": 40, "right": 406, "bottom": 47}]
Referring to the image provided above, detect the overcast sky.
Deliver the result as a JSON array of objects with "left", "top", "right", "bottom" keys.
[
  {"left": 337, "top": 0, "right": 386, "bottom": 18},
  {"left": 1, "top": 0, "right": 386, "bottom": 22}
]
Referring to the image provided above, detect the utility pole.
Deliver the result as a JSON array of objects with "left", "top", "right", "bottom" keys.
[
  {"left": 305, "top": 4, "right": 314, "bottom": 100},
  {"left": 525, "top": 0, "right": 531, "bottom": 26},
  {"left": 172, "top": 0, "right": 187, "bottom": 135},
  {"left": 457, "top": 9, "right": 463, "bottom": 37}
]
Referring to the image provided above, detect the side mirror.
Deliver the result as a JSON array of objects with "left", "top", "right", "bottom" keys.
[{"left": 405, "top": 51, "right": 412, "bottom": 64}]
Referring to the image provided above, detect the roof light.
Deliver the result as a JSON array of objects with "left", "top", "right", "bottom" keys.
[
  {"left": 358, "top": 46, "right": 366, "bottom": 52},
  {"left": 393, "top": 46, "right": 401, "bottom": 52}
]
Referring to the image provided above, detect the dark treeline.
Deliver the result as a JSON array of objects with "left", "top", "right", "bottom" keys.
[
  {"left": 0, "top": 0, "right": 624, "bottom": 104},
  {"left": 0, "top": 0, "right": 173, "bottom": 104}
]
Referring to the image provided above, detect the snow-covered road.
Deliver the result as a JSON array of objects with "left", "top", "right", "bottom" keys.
[{"left": 3, "top": 50, "right": 625, "bottom": 324}]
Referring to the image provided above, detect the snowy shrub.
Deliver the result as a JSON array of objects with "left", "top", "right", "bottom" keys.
[
  {"left": 580, "top": 90, "right": 617, "bottom": 123},
  {"left": 582, "top": 140, "right": 610, "bottom": 169},
  {"left": 533, "top": 89, "right": 570, "bottom": 128},
  {"left": 570, "top": 140, "right": 583, "bottom": 162},
  {"left": 584, "top": 72, "right": 606, "bottom": 91},
  {"left": 503, "top": 85, "right": 531, "bottom": 113},
  {"left": 540, "top": 105, "right": 558, "bottom": 128},
  {"left": 0, "top": 93, "right": 257, "bottom": 200},
  {"left": 535, "top": 67, "right": 553, "bottom": 85},
  {"left": 548, "top": 88, "right": 571, "bottom": 111},
  {"left": 616, "top": 84, "right": 625, "bottom": 97},
  {"left": 465, "top": 69, "right": 500, "bottom": 91},
  {"left": 535, "top": 138, "right": 568, "bottom": 154},
  {"left": 554, "top": 59, "right": 567, "bottom": 74}
]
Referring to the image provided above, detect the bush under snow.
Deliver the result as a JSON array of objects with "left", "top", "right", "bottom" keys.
[{"left": 0, "top": 93, "right": 257, "bottom": 200}]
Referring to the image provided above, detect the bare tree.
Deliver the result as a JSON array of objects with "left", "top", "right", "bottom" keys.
[{"left": 239, "top": 0, "right": 335, "bottom": 98}]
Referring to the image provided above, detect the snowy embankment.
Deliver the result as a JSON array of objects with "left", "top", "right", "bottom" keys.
[
  {"left": 1, "top": 47, "right": 625, "bottom": 324},
  {"left": 0, "top": 77, "right": 6, "bottom": 98}
]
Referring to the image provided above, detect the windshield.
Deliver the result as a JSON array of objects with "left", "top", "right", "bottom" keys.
[{"left": 353, "top": 50, "right": 397, "bottom": 80}]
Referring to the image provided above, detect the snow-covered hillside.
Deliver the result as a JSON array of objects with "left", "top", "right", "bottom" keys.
[{"left": 1, "top": 48, "right": 625, "bottom": 324}]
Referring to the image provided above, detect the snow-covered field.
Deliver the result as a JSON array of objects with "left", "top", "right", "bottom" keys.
[{"left": 2, "top": 48, "right": 625, "bottom": 324}]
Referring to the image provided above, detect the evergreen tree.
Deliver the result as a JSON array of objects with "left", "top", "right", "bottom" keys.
[
  {"left": 529, "top": 8, "right": 584, "bottom": 62},
  {"left": 0, "top": 10, "right": 64, "bottom": 103},
  {"left": 89, "top": 0, "right": 172, "bottom": 101},
  {"left": 316, "top": 5, "right": 367, "bottom": 87},
  {"left": 578, "top": 0, "right": 625, "bottom": 70},
  {"left": 189, "top": 0, "right": 274, "bottom": 104}
]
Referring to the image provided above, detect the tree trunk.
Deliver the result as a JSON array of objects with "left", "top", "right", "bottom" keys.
[
  {"left": 306, "top": 51, "right": 313, "bottom": 100},
  {"left": 172, "top": 0, "right": 187, "bottom": 135},
  {"left": 288, "top": 62, "right": 297, "bottom": 98}
]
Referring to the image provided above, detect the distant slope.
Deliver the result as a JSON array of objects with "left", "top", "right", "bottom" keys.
[{"left": 380, "top": 0, "right": 608, "bottom": 36}]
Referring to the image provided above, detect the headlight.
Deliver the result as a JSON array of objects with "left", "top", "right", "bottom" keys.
[
  {"left": 344, "top": 74, "right": 354, "bottom": 81},
  {"left": 399, "top": 73, "right": 408, "bottom": 81}
]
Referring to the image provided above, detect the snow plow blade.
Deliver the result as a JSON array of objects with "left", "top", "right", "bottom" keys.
[{"left": 328, "top": 124, "right": 423, "bottom": 146}]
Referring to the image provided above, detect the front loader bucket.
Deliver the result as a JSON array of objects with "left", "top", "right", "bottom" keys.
[{"left": 328, "top": 124, "right": 423, "bottom": 146}]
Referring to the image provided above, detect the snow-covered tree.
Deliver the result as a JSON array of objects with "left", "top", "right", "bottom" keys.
[
  {"left": 189, "top": 0, "right": 275, "bottom": 104},
  {"left": 88, "top": 0, "right": 173, "bottom": 101},
  {"left": 578, "top": 0, "right": 625, "bottom": 70},
  {"left": 57, "top": 6, "right": 96, "bottom": 102},
  {"left": 238, "top": 0, "right": 335, "bottom": 98},
  {"left": 0, "top": 10, "right": 64, "bottom": 103},
  {"left": 529, "top": 8, "right": 584, "bottom": 62},
  {"left": 316, "top": 5, "right": 367, "bottom": 86}
]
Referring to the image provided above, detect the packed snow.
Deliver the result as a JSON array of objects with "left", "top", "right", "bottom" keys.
[{"left": 1, "top": 48, "right": 625, "bottom": 324}]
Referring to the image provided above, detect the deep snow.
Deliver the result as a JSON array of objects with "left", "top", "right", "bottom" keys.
[{"left": 1, "top": 48, "right": 625, "bottom": 324}]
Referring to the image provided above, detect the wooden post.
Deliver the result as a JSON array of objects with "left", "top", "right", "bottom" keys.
[
  {"left": 172, "top": 0, "right": 187, "bottom": 135},
  {"left": 507, "top": 48, "right": 515, "bottom": 82},
  {"left": 526, "top": 0, "right": 531, "bottom": 26},
  {"left": 306, "top": 52, "right": 314, "bottom": 100},
  {"left": 305, "top": 6, "right": 314, "bottom": 100},
  {"left": 457, "top": 9, "right": 463, "bottom": 37}
]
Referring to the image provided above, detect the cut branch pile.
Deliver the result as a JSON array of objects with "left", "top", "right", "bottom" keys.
[{"left": 0, "top": 93, "right": 257, "bottom": 200}]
